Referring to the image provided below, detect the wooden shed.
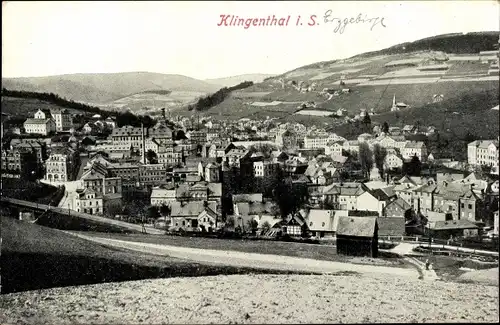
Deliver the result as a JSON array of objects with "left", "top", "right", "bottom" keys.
[{"left": 336, "top": 216, "right": 378, "bottom": 258}]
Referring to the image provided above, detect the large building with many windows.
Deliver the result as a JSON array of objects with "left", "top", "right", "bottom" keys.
[
  {"left": 468, "top": 140, "right": 499, "bottom": 172},
  {"left": 45, "top": 146, "right": 79, "bottom": 182},
  {"left": 52, "top": 108, "right": 73, "bottom": 132},
  {"left": 24, "top": 118, "right": 56, "bottom": 135}
]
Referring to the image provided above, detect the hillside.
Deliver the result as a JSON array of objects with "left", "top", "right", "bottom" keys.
[
  {"left": 1, "top": 217, "right": 290, "bottom": 294},
  {"left": 205, "top": 74, "right": 277, "bottom": 88},
  {"left": 2, "top": 72, "right": 222, "bottom": 110},
  {"left": 197, "top": 32, "right": 499, "bottom": 134},
  {"left": 1, "top": 96, "right": 93, "bottom": 123}
]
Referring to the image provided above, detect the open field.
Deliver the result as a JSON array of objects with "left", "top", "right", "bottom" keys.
[
  {"left": 232, "top": 91, "right": 272, "bottom": 98},
  {"left": 106, "top": 90, "right": 207, "bottom": 111},
  {"left": 294, "top": 110, "right": 335, "bottom": 116},
  {"left": 0, "top": 217, "right": 304, "bottom": 294},
  {"left": 1, "top": 273, "right": 498, "bottom": 324},
  {"left": 458, "top": 268, "right": 499, "bottom": 286},
  {"left": 413, "top": 254, "right": 499, "bottom": 285}
]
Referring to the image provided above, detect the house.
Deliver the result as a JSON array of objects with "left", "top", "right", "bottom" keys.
[
  {"left": 44, "top": 146, "right": 79, "bottom": 182},
  {"left": 384, "top": 152, "right": 404, "bottom": 169},
  {"left": 324, "top": 141, "right": 344, "bottom": 157},
  {"left": 231, "top": 200, "right": 276, "bottom": 232},
  {"left": 384, "top": 197, "right": 411, "bottom": 218},
  {"left": 224, "top": 147, "right": 250, "bottom": 167},
  {"left": 170, "top": 201, "right": 219, "bottom": 232},
  {"left": 388, "top": 127, "right": 402, "bottom": 136},
  {"left": 433, "top": 182, "right": 483, "bottom": 222},
  {"left": 336, "top": 216, "right": 378, "bottom": 257},
  {"left": 305, "top": 209, "right": 336, "bottom": 239},
  {"left": 322, "top": 182, "right": 368, "bottom": 210},
  {"left": 412, "top": 183, "right": 437, "bottom": 214},
  {"left": 283, "top": 157, "right": 308, "bottom": 175},
  {"left": 24, "top": 118, "right": 56, "bottom": 135},
  {"left": 104, "top": 117, "right": 116, "bottom": 129},
  {"left": 402, "top": 125, "right": 417, "bottom": 134},
  {"left": 52, "top": 108, "right": 72, "bottom": 132},
  {"left": 1, "top": 145, "right": 39, "bottom": 180},
  {"left": 426, "top": 219, "right": 479, "bottom": 239},
  {"left": 436, "top": 167, "right": 466, "bottom": 184},
  {"left": 176, "top": 182, "right": 222, "bottom": 208},
  {"left": 281, "top": 213, "right": 307, "bottom": 237},
  {"left": 467, "top": 140, "right": 499, "bottom": 171},
  {"left": 74, "top": 188, "right": 104, "bottom": 215},
  {"left": 203, "top": 163, "right": 220, "bottom": 183},
  {"left": 402, "top": 141, "right": 427, "bottom": 162},
  {"left": 82, "top": 122, "right": 101, "bottom": 135},
  {"left": 150, "top": 185, "right": 177, "bottom": 206},
  {"left": 270, "top": 150, "right": 289, "bottom": 165},
  {"left": 356, "top": 190, "right": 389, "bottom": 216}
]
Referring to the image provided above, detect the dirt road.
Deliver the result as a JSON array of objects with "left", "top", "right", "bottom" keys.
[{"left": 70, "top": 233, "right": 419, "bottom": 278}]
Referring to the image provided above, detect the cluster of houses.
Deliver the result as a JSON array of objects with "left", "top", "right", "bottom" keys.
[
  {"left": 2, "top": 105, "right": 499, "bottom": 248},
  {"left": 23, "top": 108, "right": 72, "bottom": 135}
]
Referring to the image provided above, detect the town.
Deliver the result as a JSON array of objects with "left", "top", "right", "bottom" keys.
[
  {"left": 2, "top": 99, "right": 499, "bottom": 249},
  {"left": 1, "top": 2, "right": 499, "bottom": 323}
]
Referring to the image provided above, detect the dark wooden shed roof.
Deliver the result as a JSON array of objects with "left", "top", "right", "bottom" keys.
[{"left": 336, "top": 216, "right": 377, "bottom": 237}]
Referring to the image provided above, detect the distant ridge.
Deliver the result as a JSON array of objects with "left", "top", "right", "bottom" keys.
[
  {"left": 205, "top": 74, "right": 277, "bottom": 88},
  {"left": 2, "top": 72, "right": 221, "bottom": 105}
]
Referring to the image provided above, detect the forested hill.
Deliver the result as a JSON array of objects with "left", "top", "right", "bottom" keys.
[
  {"left": 2, "top": 88, "right": 105, "bottom": 115},
  {"left": 351, "top": 31, "right": 500, "bottom": 59}
]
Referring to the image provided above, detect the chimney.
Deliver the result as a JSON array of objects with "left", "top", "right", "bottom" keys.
[{"left": 140, "top": 123, "right": 146, "bottom": 164}]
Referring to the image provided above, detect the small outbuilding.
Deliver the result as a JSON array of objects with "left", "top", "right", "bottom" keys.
[{"left": 336, "top": 216, "right": 378, "bottom": 257}]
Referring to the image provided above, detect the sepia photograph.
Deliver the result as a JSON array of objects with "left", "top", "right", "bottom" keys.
[{"left": 1, "top": 0, "right": 499, "bottom": 323}]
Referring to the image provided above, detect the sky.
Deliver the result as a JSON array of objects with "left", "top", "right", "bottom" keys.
[{"left": 2, "top": 1, "right": 499, "bottom": 80}]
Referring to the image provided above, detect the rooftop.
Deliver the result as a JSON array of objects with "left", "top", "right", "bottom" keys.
[{"left": 336, "top": 216, "right": 377, "bottom": 237}]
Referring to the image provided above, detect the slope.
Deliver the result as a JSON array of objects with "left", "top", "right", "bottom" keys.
[
  {"left": 2, "top": 72, "right": 222, "bottom": 105},
  {"left": 0, "top": 216, "right": 295, "bottom": 294},
  {"left": 205, "top": 74, "right": 277, "bottom": 87},
  {"left": 198, "top": 32, "right": 499, "bottom": 129}
]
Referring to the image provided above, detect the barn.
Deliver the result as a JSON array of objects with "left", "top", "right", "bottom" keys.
[{"left": 336, "top": 216, "right": 378, "bottom": 257}]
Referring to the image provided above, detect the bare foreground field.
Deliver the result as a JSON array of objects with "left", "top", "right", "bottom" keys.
[
  {"left": 1, "top": 218, "right": 499, "bottom": 324},
  {"left": 1, "top": 273, "right": 498, "bottom": 324}
]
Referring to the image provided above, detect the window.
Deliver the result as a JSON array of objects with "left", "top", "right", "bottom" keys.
[
  {"left": 461, "top": 203, "right": 464, "bottom": 208},
  {"left": 468, "top": 204, "right": 472, "bottom": 210}
]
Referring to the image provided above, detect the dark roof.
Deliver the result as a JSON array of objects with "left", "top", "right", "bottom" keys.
[
  {"left": 377, "top": 217, "right": 405, "bottom": 236},
  {"left": 430, "top": 220, "right": 478, "bottom": 230},
  {"left": 336, "top": 216, "right": 377, "bottom": 237},
  {"left": 235, "top": 202, "right": 275, "bottom": 216},
  {"left": 386, "top": 197, "right": 411, "bottom": 211},
  {"left": 370, "top": 188, "right": 391, "bottom": 201},
  {"left": 436, "top": 166, "right": 467, "bottom": 175},
  {"left": 348, "top": 210, "right": 379, "bottom": 217},
  {"left": 232, "top": 193, "right": 263, "bottom": 203}
]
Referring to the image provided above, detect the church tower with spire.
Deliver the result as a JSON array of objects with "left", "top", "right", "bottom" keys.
[{"left": 391, "top": 94, "right": 398, "bottom": 112}]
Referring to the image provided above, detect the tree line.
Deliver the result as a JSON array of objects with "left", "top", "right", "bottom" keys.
[
  {"left": 1, "top": 88, "right": 164, "bottom": 129},
  {"left": 188, "top": 81, "right": 254, "bottom": 111},
  {"left": 1, "top": 88, "right": 105, "bottom": 115}
]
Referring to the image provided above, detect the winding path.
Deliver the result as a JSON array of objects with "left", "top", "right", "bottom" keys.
[{"left": 69, "top": 232, "right": 420, "bottom": 279}]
